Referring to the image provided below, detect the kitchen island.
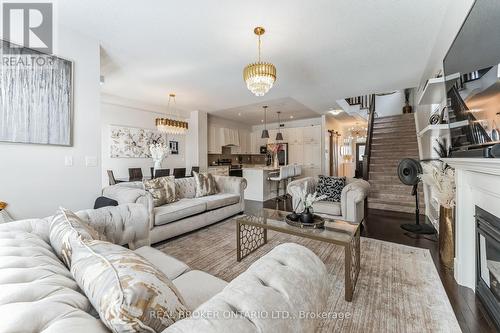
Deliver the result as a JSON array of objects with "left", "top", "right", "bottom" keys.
[{"left": 243, "top": 166, "right": 280, "bottom": 202}]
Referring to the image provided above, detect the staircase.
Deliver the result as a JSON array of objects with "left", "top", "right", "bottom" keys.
[{"left": 367, "top": 113, "right": 425, "bottom": 213}]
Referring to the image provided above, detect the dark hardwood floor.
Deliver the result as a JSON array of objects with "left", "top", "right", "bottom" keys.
[{"left": 250, "top": 198, "right": 497, "bottom": 333}]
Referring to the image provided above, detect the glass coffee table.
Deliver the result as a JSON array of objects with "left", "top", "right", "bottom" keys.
[{"left": 235, "top": 208, "right": 360, "bottom": 302}]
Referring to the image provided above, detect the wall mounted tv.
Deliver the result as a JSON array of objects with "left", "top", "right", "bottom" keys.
[{"left": 443, "top": 0, "right": 500, "bottom": 156}]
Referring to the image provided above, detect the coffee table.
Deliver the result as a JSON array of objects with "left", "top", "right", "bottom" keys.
[{"left": 235, "top": 208, "right": 360, "bottom": 302}]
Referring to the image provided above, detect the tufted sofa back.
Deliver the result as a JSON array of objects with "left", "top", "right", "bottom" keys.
[{"left": 0, "top": 218, "right": 110, "bottom": 333}]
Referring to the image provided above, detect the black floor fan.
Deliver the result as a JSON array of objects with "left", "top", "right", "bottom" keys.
[{"left": 397, "top": 158, "right": 435, "bottom": 235}]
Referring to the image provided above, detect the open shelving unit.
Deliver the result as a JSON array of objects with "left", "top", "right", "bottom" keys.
[
  {"left": 417, "top": 120, "right": 469, "bottom": 138},
  {"left": 417, "top": 73, "right": 460, "bottom": 106}
]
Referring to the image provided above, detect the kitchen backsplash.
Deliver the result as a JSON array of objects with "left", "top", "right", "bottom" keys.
[{"left": 208, "top": 153, "right": 266, "bottom": 165}]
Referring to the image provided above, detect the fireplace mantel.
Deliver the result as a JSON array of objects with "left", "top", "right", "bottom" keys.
[
  {"left": 442, "top": 158, "right": 500, "bottom": 175},
  {"left": 441, "top": 157, "right": 500, "bottom": 290}
]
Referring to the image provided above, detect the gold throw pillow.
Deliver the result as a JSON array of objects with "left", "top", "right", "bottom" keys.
[
  {"left": 50, "top": 207, "right": 105, "bottom": 267},
  {"left": 193, "top": 171, "right": 218, "bottom": 197},
  {"left": 144, "top": 176, "right": 176, "bottom": 206},
  {"left": 70, "top": 238, "right": 188, "bottom": 332}
]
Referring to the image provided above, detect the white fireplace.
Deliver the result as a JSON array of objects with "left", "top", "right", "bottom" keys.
[{"left": 442, "top": 158, "right": 500, "bottom": 290}]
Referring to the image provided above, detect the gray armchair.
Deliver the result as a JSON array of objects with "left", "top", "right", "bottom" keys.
[{"left": 287, "top": 177, "right": 370, "bottom": 224}]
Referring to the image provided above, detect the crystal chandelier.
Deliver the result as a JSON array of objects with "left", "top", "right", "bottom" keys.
[
  {"left": 243, "top": 27, "right": 277, "bottom": 97},
  {"left": 155, "top": 93, "right": 188, "bottom": 135}
]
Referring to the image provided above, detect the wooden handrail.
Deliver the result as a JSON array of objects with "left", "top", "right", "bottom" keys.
[{"left": 362, "top": 94, "right": 376, "bottom": 181}]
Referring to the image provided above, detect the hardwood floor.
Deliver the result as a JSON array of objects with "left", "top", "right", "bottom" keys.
[{"left": 253, "top": 198, "right": 497, "bottom": 333}]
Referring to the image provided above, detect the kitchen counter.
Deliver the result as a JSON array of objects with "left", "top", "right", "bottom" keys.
[
  {"left": 243, "top": 167, "right": 281, "bottom": 202},
  {"left": 207, "top": 165, "right": 229, "bottom": 176}
]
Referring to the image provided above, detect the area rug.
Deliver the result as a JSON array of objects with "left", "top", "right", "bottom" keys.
[{"left": 156, "top": 219, "right": 461, "bottom": 333}]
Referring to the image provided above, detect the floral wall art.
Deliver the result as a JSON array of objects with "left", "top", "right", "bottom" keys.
[{"left": 110, "top": 125, "right": 167, "bottom": 158}]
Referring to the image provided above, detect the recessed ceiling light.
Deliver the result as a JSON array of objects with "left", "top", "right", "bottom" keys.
[
  {"left": 290, "top": 115, "right": 294, "bottom": 119},
  {"left": 261, "top": 119, "right": 264, "bottom": 123},
  {"left": 329, "top": 109, "right": 342, "bottom": 116},
  {"left": 238, "top": 112, "right": 242, "bottom": 116}
]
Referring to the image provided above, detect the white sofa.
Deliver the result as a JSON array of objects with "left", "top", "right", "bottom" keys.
[
  {"left": 287, "top": 177, "right": 370, "bottom": 224},
  {"left": 0, "top": 204, "right": 328, "bottom": 333},
  {"left": 102, "top": 175, "right": 247, "bottom": 244}
]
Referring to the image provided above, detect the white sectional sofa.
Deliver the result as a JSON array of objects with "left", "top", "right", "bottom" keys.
[
  {"left": 102, "top": 175, "right": 247, "bottom": 244},
  {"left": 287, "top": 177, "right": 370, "bottom": 224},
  {"left": 0, "top": 204, "right": 329, "bottom": 333}
]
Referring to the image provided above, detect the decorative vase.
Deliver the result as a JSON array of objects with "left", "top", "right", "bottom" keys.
[
  {"left": 402, "top": 102, "right": 413, "bottom": 114},
  {"left": 439, "top": 206, "right": 455, "bottom": 270},
  {"left": 153, "top": 159, "right": 162, "bottom": 172},
  {"left": 273, "top": 153, "right": 279, "bottom": 169},
  {"left": 300, "top": 208, "right": 314, "bottom": 224}
]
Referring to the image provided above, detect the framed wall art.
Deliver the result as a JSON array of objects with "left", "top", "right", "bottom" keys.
[
  {"left": 110, "top": 125, "right": 166, "bottom": 158},
  {"left": 0, "top": 39, "right": 73, "bottom": 146}
]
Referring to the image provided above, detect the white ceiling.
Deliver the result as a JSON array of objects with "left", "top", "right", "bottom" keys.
[
  {"left": 212, "top": 97, "right": 318, "bottom": 126},
  {"left": 59, "top": 0, "right": 452, "bottom": 117}
]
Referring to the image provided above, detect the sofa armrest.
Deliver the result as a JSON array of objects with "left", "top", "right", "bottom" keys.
[
  {"left": 164, "top": 243, "right": 328, "bottom": 333},
  {"left": 76, "top": 203, "right": 150, "bottom": 249},
  {"left": 287, "top": 177, "right": 317, "bottom": 212},
  {"left": 341, "top": 179, "right": 370, "bottom": 223},
  {"left": 102, "top": 184, "right": 155, "bottom": 229},
  {"left": 213, "top": 176, "right": 247, "bottom": 212}
]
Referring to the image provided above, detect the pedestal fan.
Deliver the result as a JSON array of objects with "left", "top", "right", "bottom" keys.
[{"left": 397, "top": 159, "right": 435, "bottom": 235}]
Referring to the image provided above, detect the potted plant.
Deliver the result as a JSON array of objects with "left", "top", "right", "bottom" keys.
[
  {"left": 298, "top": 183, "right": 327, "bottom": 223},
  {"left": 419, "top": 158, "right": 456, "bottom": 269}
]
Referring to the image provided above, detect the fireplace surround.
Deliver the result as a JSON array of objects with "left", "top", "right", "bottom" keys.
[
  {"left": 476, "top": 206, "right": 500, "bottom": 329},
  {"left": 442, "top": 158, "right": 500, "bottom": 327}
]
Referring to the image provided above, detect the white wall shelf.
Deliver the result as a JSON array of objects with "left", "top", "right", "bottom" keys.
[
  {"left": 417, "top": 120, "right": 469, "bottom": 137},
  {"left": 417, "top": 73, "right": 460, "bottom": 106}
]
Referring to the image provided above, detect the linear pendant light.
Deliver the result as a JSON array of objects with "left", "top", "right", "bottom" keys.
[
  {"left": 275, "top": 111, "right": 283, "bottom": 141},
  {"left": 261, "top": 105, "right": 269, "bottom": 138}
]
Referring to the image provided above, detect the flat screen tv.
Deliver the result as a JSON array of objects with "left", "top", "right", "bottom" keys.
[{"left": 443, "top": 0, "right": 500, "bottom": 156}]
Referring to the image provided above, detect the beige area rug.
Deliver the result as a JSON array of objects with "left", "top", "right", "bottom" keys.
[{"left": 157, "top": 219, "right": 461, "bottom": 333}]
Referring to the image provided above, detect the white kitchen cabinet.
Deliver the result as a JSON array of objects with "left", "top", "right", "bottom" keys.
[
  {"left": 302, "top": 125, "right": 321, "bottom": 144},
  {"left": 208, "top": 126, "right": 222, "bottom": 154},
  {"left": 288, "top": 143, "right": 303, "bottom": 164},
  {"left": 287, "top": 127, "right": 303, "bottom": 144},
  {"left": 234, "top": 129, "right": 251, "bottom": 154},
  {"left": 251, "top": 131, "right": 267, "bottom": 154}
]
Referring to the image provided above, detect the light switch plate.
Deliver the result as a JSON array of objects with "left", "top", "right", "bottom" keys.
[
  {"left": 85, "top": 156, "right": 98, "bottom": 167},
  {"left": 64, "top": 156, "right": 73, "bottom": 167}
]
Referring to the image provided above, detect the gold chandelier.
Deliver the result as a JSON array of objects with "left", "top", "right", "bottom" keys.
[
  {"left": 155, "top": 93, "right": 188, "bottom": 135},
  {"left": 243, "top": 27, "right": 277, "bottom": 97}
]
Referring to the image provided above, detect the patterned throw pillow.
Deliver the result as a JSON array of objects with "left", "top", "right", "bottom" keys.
[
  {"left": 192, "top": 171, "right": 218, "bottom": 197},
  {"left": 315, "top": 176, "right": 346, "bottom": 202},
  {"left": 50, "top": 207, "right": 105, "bottom": 267},
  {"left": 70, "top": 238, "right": 188, "bottom": 332},
  {"left": 144, "top": 176, "right": 176, "bottom": 207}
]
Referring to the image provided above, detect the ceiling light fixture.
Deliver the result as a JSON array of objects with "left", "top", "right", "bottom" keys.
[
  {"left": 276, "top": 111, "right": 283, "bottom": 141},
  {"left": 243, "top": 27, "right": 277, "bottom": 97},
  {"left": 155, "top": 93, "right": 188, "bottom": 135},
  {"left": 329, "top": 109, "right": 343, "bottom": 116},
  {"left": 261, "top": 105, "right": 270, "bottom": 138}
]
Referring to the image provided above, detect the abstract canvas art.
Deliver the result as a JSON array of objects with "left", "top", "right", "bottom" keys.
[
  {"left": 110, "top": 125, "right": 167, "bottom": 158},
  {"left": 0, "top": 40, "right": 73, "bottom": 146}
]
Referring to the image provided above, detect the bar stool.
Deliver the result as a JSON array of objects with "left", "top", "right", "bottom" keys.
[
  {"left": 268, "top": 166, "right": 288, "bottom": 202},
  {"left": 293, "top": 164, "right": 302, "bottom": 180}
]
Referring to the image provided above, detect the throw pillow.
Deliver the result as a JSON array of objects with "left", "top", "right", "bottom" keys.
[
  {"left": 50, "top": 207, "right": 105, "bottom": 267},
  {"left": 144, "top": 176, "right": 176, "bottom": 207},
  {"left": 192, "top": 171, "right": 218, "bottom": 197},
  {"left": 315, "top": 176, "right": 346, "bottom": 202},
  {"left": 70, "top": 238, "right": 188, "bottom": 332}
]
